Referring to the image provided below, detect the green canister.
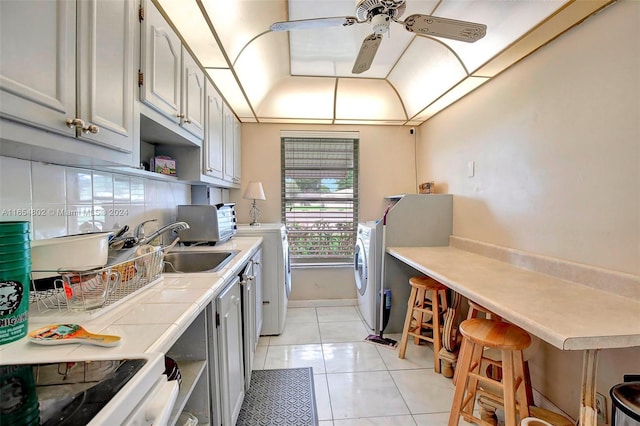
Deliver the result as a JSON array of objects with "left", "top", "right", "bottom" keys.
[
  {"left": 0, "top": 221, "right": 31, "bottom": 345},
  {"left": 0, "top": 364, "right": 40, "bottom": 425}
]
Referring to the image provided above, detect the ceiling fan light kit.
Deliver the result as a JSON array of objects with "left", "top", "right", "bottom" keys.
[{"left": 270, "top": 0, "right": 487, "bottom": 75}]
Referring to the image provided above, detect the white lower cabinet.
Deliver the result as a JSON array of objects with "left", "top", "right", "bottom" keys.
[
  {"left": 240, "top": 248, "right": 263, "bottom": 391},
  {"left": 240, "top": 259, "right": 256, "bottom": 391},
  {"left": 215, "top": 276, "right": 245, "bottom": 426},
  {"left": 252, "top": 249, "right": 264, "bottom": 351},
  {"left": 166, "top": 252, "right": 263, "bottom": 426}
]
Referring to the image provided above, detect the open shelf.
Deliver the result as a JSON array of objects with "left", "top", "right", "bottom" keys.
[{"left": 169, "top": 359, "right": 208, "bottom": 423}]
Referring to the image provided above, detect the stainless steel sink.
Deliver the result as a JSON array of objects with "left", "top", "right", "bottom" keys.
[{"left": 162, "top": 250, "right": 239, "bottom": 273}]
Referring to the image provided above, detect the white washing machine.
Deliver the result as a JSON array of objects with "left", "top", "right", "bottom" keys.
[
  {"left": 236, "top": 223, "right": 290, "bottom": 335},
  {"left": 354, "top": 221, "right": 383, "bottom": 331}
]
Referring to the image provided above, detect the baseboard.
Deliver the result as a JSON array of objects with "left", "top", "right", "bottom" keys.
[{"left": 288, "top": 299, "right": 358, "bottom": 308}]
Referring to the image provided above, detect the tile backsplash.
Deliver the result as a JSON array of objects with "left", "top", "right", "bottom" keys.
[{"left": 0, "top": 156, "right": 191, "bottom": 241}]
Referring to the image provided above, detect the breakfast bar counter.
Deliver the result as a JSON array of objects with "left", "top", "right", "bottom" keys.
[{"left": 386, "top": 245, "right": 640, "bottom": 426}]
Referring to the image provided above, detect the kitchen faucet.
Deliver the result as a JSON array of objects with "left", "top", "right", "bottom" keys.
[
  {"left": 133, "top": 219, "right": 158, "bottom": 241},
  {"left": 137, "top": 221, "right": 190, "bottom": 245}
]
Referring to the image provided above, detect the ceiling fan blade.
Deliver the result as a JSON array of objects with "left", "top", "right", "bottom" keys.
[
  {"left": 270, "top": 16, "right": 357, "bottom": 32},
  {"left": 352, "top": 34, "right": 383, "bottom": 74},
  {"left": 403, "top": 14, "right": 487, "bottom": 43}
]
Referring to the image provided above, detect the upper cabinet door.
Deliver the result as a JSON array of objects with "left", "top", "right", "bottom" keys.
[
  {"left": 140, "top": 0, "right": 181, "bottom": 124},
  {"left": 223, "top": 103, "right": 235, "bottom": 183},
  {"left": 0, "top": 0, "right": 76, "bottom": 135},
  {"left": 204, "top": 79, "right": 224, "bottom": 180},
  {"left": 233, "top": 115, "right": 242, "bottom": 183},
  {"left": 77, "top": 0, "right": 135, "bottom": 153},
  {"left": 181, "top": 48, "right": 205, "bottom": 139}
]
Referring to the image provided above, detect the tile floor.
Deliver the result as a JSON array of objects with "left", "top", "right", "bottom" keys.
[{"left": 253, "top": 305, "right": 466, "bottom": 426}]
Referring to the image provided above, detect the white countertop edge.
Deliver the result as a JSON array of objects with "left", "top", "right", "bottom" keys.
[{"left": 0, "top": 237, "right": 263, "bottom": 364}]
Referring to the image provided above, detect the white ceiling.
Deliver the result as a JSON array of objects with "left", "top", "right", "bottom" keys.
[{"left": 156, "top": 0, "right": 614, "bottom": 126}]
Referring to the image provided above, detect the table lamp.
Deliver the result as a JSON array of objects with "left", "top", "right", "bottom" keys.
[{"left": 243, "top": 181, "right": 266, "bottom": 226}]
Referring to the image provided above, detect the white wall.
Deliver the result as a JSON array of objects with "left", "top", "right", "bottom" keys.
[
  {"left": 417, "top": 0, "right": 639, "bottom": 419},
  {"left": 0, "top": 156, "right": 190, "bottom": 241},
  {"left": 418, "top": 1, "right": 639, "bottom": 276},
  {"left": 234, "top": 123, "right": 418, "bottom": 301}
]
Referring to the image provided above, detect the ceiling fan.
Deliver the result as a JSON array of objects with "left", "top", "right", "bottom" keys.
[{"left": 270, "top": 0, "right": 487, "bottom": 74}]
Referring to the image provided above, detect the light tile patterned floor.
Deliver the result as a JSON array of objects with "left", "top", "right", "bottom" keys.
[{"left": 253, "top": 305, "right": 469, "bottom": 426}]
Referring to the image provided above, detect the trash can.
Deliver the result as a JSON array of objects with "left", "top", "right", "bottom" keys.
[
  {"left": 611, "top": 382, "right": 640, "bottom": 426},
  {"left": 0, "top": 221, "right": 31, "bottom": 345}
]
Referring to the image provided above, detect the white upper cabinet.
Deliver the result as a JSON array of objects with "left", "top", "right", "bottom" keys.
[
  {"left": 223, "top": 103, "right": 234, "bottom": 182},
  {"left": 0, "top": 0, "right": 135, "bottom": 153},
  {"left": 77, "top": 0, "right": 135, "bottom": 152},
  {"left": 223, "top": 103, "right": 241, "bottom": 185},
  {"left": 204, "top": 79, "right": 224, "bottom": 180},
  {"left": 140, "top": 0, "right": 204, "bottom": 141},
  {"left": 0, "top": 1, "right": 75, "bottom": 134},
  {"left": 140, "top": 0, "right": 181, "bottom": 125},
  {"left": 233, "top": 114, "right": 242, "bottom": 184},
  {"left": 182, "top": 50, "right": 206, "bottom": 138}
]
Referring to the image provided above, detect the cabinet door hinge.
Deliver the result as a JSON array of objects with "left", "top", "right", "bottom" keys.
[
  {"left": 138, "top": 5, "right": 144, "bottom": 22},
  {"left": 138, "top": 71, "right": 144, "bottom": 87},
  {"left": 215, "top": 312, "right": 220, "bottom": 327}
]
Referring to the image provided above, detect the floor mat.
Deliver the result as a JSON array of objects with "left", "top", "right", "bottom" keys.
[{"left": 236, "top": 367, "right": 318, "bottom": 426}]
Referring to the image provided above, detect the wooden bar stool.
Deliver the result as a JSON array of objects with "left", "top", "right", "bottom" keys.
[
  {"left": 468, "top": 300, "right": 502, "bottom": 321},
  {"left": 453, "top": 301, "right": 503, "bottom": 385},
  {"left": 449, "top": 318, "right": 531, "bottom": 426},
  {"left": 398, "top": 276, "right": 448, "bottom": 373},
  {"left": 453, "top": 301, "right": 535, "bottom": 408}
]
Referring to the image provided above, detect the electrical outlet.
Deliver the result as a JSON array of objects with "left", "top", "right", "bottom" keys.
[{"left": 595, "top": 392, "right": 607, "bottom": 424}]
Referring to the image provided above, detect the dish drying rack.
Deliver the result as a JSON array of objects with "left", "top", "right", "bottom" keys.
[{"left": 30, "top": 247, "right": 165, "bottom": 317}]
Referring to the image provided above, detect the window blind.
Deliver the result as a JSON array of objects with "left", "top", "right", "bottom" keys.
[{"left": 281, "top": 136, "right": 359, "bottom": 263}]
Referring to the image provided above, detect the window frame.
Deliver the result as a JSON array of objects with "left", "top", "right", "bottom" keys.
[{"left": 280, "top": 131, "right": 359, "bottom": 265}]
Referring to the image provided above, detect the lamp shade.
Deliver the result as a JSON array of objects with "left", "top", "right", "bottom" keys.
[{"left": 243, "top": 181, "right": 266, "bottom": 200}]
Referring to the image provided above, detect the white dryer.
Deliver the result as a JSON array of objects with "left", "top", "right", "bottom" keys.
[
  {"left": 236, "top": 223, "right": 290, "bottom": 335},
  {"left": 354, "top": 221, "right": 383, "bottom": 331}
]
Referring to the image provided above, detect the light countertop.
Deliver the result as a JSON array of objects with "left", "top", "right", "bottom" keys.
[
  {"left": 0, "top": 236, "right": 262, "bottom": 365},
  {"left": 386, "top": 246, "right": 640, "bottom": 351}
]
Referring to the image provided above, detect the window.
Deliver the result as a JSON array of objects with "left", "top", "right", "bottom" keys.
[{"left": 281, "top": 132, "right": 359, "bottom": 265}]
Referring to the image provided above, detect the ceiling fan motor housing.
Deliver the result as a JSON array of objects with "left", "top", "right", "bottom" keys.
[
  {"left": 355, "top": 0, "right": 406, "bottom": 21},
  {"left": 371, "top": 14, "right": 390, "bottom": 34}
]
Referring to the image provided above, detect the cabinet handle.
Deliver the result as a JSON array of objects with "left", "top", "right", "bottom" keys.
[
  {"left": 65, "top": 118, "right": 85, "bottom": 129},
  {"left": 82, "top": 124, "right": 100, "bottom": 134},
  {"left": 176, "top": 113, "right": 185, "bottom": 118},
  {"left": 183, "top": 119, "right": 192, "bottom": 124},
  {"left": 206, "top": 168, "right": 214, "bottom": 172}
]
